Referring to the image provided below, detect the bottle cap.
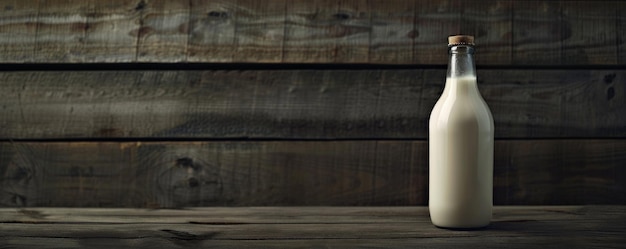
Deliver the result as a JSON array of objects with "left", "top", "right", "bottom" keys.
[{"left": 448, "top": 35, "right": 475, "bottom": 46}]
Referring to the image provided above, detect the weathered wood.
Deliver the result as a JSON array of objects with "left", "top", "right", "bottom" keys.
[
  {"left": 0, "top": 69, "right": 624, "bottom": 139},
  {"left": 0, "top": 206, "right": 624, "bottom": 248},
  {"left": 187, "top": 0, "right": 236, "bottom": 62},
  {"left": 561, "top": 2, "right": 618, "bottom": 65},
  {"left": 336, "top": 0, "right": 370, "bottom": 63},
  {"left": 233, "top": 0, "right": 285, "bottom": 62},
  {"left": 0, "top": 140, "right": 624, "bottom": 208},
  {"left": 283, "top": 0, "right": 371, "bottom": 63},
  {"left": 0, "top": 206, "right": 428, "bottom": 224},
  {"left": 512, "top": 1, "right": 562, "bottom": 65},
  {"left": 136, "top": 0, "right": 189, "bottom": 62},
  {"left": 460, "top": 0, "right": 512, "bottom": 65},
  {"left": 0, "top": 0, "right": 39, "bottom": 62},
  {"left": 86, "top": 0, "right": 142, "bottom": 63},
  {"left": 413, "top": 0, "right": 460, "bottom": 64},
  {"left": 0, "top": 206, "right": 595, "bottom": 224},
  {"left": 33, "top": 0, "right": 90, "bottom": 62},
  {"left": 369, "top": 0, "right": 414, "bottom": 64},
  {"left": 617, "top": 3, "right": 626, "bottom": 65},
  {"left": 0, "top": 0, "right": 623, "bottom": 64}
]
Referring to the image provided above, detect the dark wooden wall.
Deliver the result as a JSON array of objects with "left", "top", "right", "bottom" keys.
[{"left": 0, "top": 0, "right": 624, "bottom": 207}]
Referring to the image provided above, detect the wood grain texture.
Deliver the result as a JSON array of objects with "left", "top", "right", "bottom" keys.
[
  {"left": 136, "top": 0, "right": 189, "bottom": 62},
  {"left": 335, "top": 0, "right": 370, "bottom": 63},
  {"left": 0, "top": 0, "right": 39, "bottom": 62},
  {"left": 561, "top": 1, "right": 617, "bottom": 65},
  {"left": 413, "top": 0, "right": 460, "bottom": 64},
  {"left": 33, "top": 0, "right": 90, "bottom": 62},
  {"left": 617, "top": 3, "right": 625, "bottom": 65},
  {"left": 512, "top": 1, "right": 562, "bottom": 65},
  {"left": 284, "top": 0, "right": 373, "bottom": 63},
  {"left": 187, "top": 0, "right": 237, "bottom": 62},
  {"left": 0, "top": 140, "right": 624, "bottom": 208},
  {"left": 369, "top": 0, "right": 414, "bottom": 64},
  {"left": 0, "top": 0, "right": 623, "bottom": 64},
  {"left": 0, "top": 206, "right": 592, "bottom": 224},
  {"left": 233, "top": 0, "right": 285, "bottom": 62},
  {"left": 460, "top": 0, "right": 512, "bottom": 65},
  {"left": 86, "top": 0, "right": 142, "bottom": 63},
  {"left": 0, "top": 206, "right": 624, "bottom": 248},
  {"left": 0, "top": 69, "right": 624, "bottom": 139}
]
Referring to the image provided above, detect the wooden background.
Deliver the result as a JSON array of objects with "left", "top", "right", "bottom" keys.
[{"left": 0, "top": 0, "right": 624, "bottom": 207}]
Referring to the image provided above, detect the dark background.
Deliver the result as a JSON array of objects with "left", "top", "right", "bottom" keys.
[{"left": 0, "top": 0, "right": 624, "bottom": 207}]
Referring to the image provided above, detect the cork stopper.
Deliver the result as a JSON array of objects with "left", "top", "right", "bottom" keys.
[{"left": 448, "top": 35, "right": 475, "bottom": 46}]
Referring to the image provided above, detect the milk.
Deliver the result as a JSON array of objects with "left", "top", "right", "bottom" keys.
[{"left": 428, "top": 76, "right": 494, "bottom": 228}]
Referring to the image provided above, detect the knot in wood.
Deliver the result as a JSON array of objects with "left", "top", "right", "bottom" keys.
[
  {"left": 176, "top": 157, "right": 197, "bottom": 170},
  {"left": 333, "top": 12, "right": 351, "bottom": 20},
  {"left": 604, "top": 73, "right": 616, "bottom": 84},
  {"left": 208, "top": 11, "right": 229, "bottom": 19},
  {"left": 134, "top": 0, "right": 146, "bottom": 12}
]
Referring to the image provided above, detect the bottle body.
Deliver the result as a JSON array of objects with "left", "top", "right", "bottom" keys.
[{"left": 428, "top": 39, "right": 494, "bottom": 229}]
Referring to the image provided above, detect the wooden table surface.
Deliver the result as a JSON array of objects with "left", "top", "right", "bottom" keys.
[{"left": 0, "top": 206, "right": 624, "bottom": 248}]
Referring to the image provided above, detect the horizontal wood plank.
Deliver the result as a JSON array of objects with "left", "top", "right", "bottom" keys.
[
  {"left": 0, "top": 140, "right": 624, "bottom": 207},
  {"left": 561, "top": 2, "right": 618, "bottom": 65},
  {"left": 0, "top": 69, "right": 624, "bottom": 139},
  {"left": 0, "top": 206, "right": 624, "bottom": 248},
  {"left": 0, "top": 0, "right": 623, "bottom": 65},
  {"left": 0, "top": 0, "right": 38, "bottom": 62},
  {"left": 460, "top": 0, "right": 512, "bottom": 65},
  {"left": 618, "top": 3, "right": 626, "bottom": 65},
  {"left": 0, "top": 206, "right": 593, "bottom": 224},
  {"left": 137, "top": 0, "right": 190, "bottom": 62}
]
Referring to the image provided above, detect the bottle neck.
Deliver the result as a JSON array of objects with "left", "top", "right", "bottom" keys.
[
  {"left": 447, "top": 45, "right": 476, "bottom": 79},
  {"left": 444, "top": 45, "right": 478, "bottom": 95}
]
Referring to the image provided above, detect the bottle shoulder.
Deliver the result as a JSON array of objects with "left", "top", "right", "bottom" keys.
[{"left": 429, "top": 93, "right": 494, "bottom": 131}]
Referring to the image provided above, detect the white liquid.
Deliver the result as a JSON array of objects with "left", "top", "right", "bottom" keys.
[{"left": 428, "top": 76, "right": 494, "bottom": 228}]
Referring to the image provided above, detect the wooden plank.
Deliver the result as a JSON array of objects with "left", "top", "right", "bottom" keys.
[
  {"left": 460, "top": 0, "right": 512, "bottom": 65},
  {"left": 0, "top": 206, "right": 590, "bottom": 224},
  {"left": 233, "top": 0, "right": 285, "bottom": 62},
  {"left": 83, "top": 0, "right": 141, "bottom": 62},
  {"left": 0, "top": 141, "right": 424, "bottom": 207},
  {"left": 478, "top": 70, "right": 626, "bottom": 138},
  {"left": 413, "top": 0, "right": 460, "bottom": 64},
  {"left": 0, "top": 206, "right": 428, "bottom": 224},
  {"left": 335, "top": 0, "right": 370, "bottom": 63},
  {"left": 136, "top": 0, "right": 189, "bottom": 62},
  {"left": 2, "top": 236, "right": 623, "bottom": 249},
  {"left": 369, "top": 0, "right": 414, "bottom": 64},
  {"left": 0, "top": 0, "right": 622, "bottom": 64},
  {"left": 0, "top": 69, "right": 624, "bottom": 139},
  {"left": 187, "top": 0, "right": 237, "bottom": 62},
  {"left": 283, "top": 0, "right": 372, "bottom": 63},
  {"left": 494, "top": 140, "right": 626, "bottom": 205},
  {"left": 0, "top": 0, "right": 39, "bottom": 62},
  {"left": 0, "top": 206, "right": 624, "bottom": 248},
  {"left": 615, "top": 4, "right": 626, "bottom": 65},
  {"left": 0, "top": 222, "right": 608, "bottom": 244},
  {"left": 283, "top": 0, "right": 340, "bottom": 62},
  {"left": 0, "top": 140, "right": 624, "bottom": 208},
  {"left": 561, "top": 1, "right": 618, "bottom": 65},
  {"left": 32, "top": 0, "right": 90, "bottom": 62},
  {"left": 512, "top": 1, "right": 562, "bottom": 65}
]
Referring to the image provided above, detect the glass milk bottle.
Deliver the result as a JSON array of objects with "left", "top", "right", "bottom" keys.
[{"left": 428, "top": 35, "right": 494, "bottom": 229}]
